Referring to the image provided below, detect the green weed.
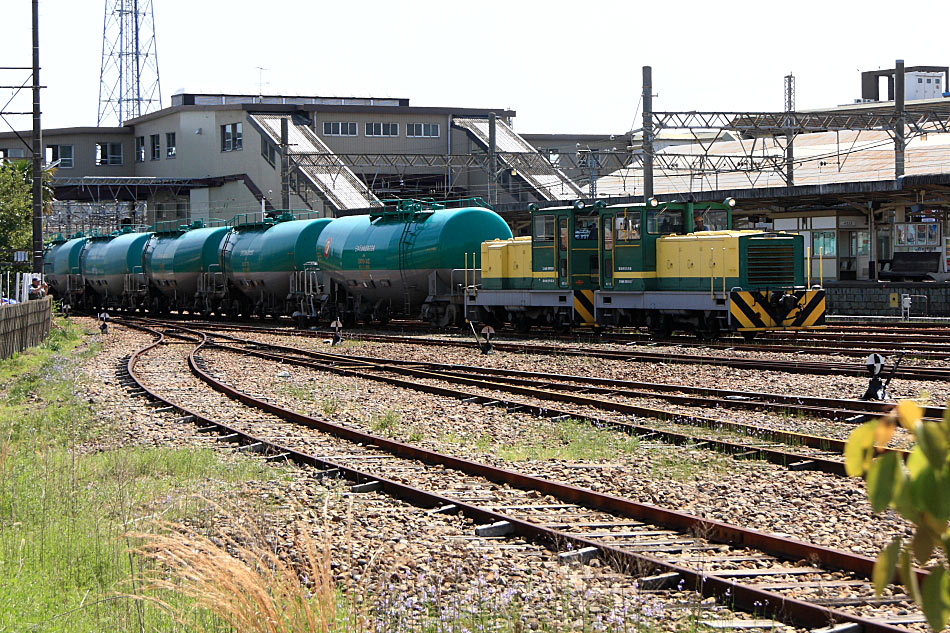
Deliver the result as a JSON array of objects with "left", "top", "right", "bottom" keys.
[{"left": 496, "top": 419, "right": 640, "bottom": 462}]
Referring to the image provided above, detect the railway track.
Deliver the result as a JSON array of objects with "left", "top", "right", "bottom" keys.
[
  {"left": 189, "top": 327, "right": 915, "bottom": 477},
  {"left": 104, "top": 311, "right": 950, "bottom": 360},
  {"left": 119, "top": 318, "right": 929, "bottom": 633},
  {"left": 154, "top": 318, "right": 949, "bottom": 382}
]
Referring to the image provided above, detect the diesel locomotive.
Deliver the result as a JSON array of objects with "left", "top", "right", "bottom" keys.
[
  {"left": 43, "top": 197, "right": 825, "bottom": 338},
  {"left": 466, "top": 200, "right": 825, "bottom": 339}
]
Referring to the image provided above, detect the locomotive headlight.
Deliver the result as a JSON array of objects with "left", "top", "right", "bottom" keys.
[
  {"left": 647, "top": 197, "right": 659, "bottom": 207},
  {"left": 724, "top": 197, "right": 736, "bottom": 208}
]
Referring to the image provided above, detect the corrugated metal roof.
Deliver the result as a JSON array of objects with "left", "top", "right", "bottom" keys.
[
  {"left": 453, "top": 117, "right": 582, "bottom": 201},
  {"left": 593, "top": 129, "right": 950, "bottom": 197},
  {"left": 250, "top": 114, "right": 381, "bottom": 211}
]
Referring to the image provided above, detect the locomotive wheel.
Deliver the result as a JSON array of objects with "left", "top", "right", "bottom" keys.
[
  {"left": 741, "top": 331, "right": 758, "bottom": 342},
  {"left": 647, "top": 314, "right": 673, "bottom": 340}
]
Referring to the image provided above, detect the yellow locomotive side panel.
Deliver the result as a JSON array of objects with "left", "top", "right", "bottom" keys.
[
  {"left": 505, "top": 237, "right": 532, "bottom": 280},
  {"left": 481, "top": 241, "right": 507, "bottom": 280},
  {"left": 655, "top": 231, "right": 747, "bottom": 280}
]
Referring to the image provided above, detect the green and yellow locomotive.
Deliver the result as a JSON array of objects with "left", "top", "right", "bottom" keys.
[{"left": 465, "top": 200, "right": 825, "bottom": 339}]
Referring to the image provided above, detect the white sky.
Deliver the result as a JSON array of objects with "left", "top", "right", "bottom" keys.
[{"left": 3, "top": 0, "right": 947, "bottom": 134}]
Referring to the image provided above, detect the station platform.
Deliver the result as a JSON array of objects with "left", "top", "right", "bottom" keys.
[{"left": 825, "top": 280, "right": 950, "bottom": 318}]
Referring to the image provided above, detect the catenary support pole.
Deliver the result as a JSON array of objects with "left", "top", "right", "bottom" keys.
[
  {"left": 488, "top": 112, "right": 497, "bottom": 206},
  {"left": 642, "top": 66, "right": 654, "bottom": 203},
  {"left": 895, "top": 59, "right": 905, "bottom": 179},
  {"left": 31, "top": 0, "right": 43, "bottom": 274},
  {"left": 280, "top": 117, "right": 290, "bottom": 212}
]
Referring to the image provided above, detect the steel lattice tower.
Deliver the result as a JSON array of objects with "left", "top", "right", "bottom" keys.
[{"left": 97, "top": 0, "right": 161, "bottom": 126}]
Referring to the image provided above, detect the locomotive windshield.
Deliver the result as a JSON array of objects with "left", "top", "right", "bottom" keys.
[
  {"left": 574, "top": 216, "right": 598, "bottom": 240},
  {"left": 647, "top": 208, "right": 684, "bottom": 235},
  {"left": 693, "top": 208, "right": 728, "bottom": 232},
  {"left": 532, "top": 214, "right": 555, "bottom": 242}
]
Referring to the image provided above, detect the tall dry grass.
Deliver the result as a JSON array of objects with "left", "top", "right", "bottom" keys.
[{"left": 128, "top": 512, "right": 338, "bottom": 633}]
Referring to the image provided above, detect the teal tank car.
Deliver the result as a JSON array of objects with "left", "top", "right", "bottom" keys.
[
  {"left": 143, "top": 221, "right": 230, "bottom": 312},
  {"left": 43, "top": 234, "right": 88, "bottom": 304},
  {"left": 221, "top": 214, "right": 333, "bottom": 316},
  {"left": 315, "top": 201, "right": 512, "bottom": 324},
  {"left": 80, "top": 229, "right": 153, "bottom": 308}
]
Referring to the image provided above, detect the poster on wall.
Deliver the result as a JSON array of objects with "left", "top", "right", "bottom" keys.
[
  {"left": 907, "top": 226, "right": 917, "bottom": 245},
  {"left": 896, "top": 226, "right": 906, "bottom": 245},
  {"left": 929, "top": 224, "right": 939, "bottom": 245},
  {"left": 945, "top": 236, "right": 950, "bottom": 272},
  {"left": 917, "top": 224, "right": 929, "bottom": 245}
]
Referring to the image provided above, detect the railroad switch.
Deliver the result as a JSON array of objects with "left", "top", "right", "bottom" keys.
[
  {"left": 861, "top": 352, "right": 904, "bottom": 401},
  {"left": 469, "top": 322, "right": 493, "bottom": 354}
]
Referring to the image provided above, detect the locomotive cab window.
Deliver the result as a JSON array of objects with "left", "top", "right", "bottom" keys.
[
  {"left": 533, "top": 215, "right": 555, "bottom": 242},
  {"left": 615, "top": 214, "right": 641, "bottom": 241},
  {"left": 573, "top": 216, "right": 598, "bottom": 240},
  {"left": 693, "top": 208, "right": 728, "bottom": 232},
  {"left": 647, "top": 208, "right": 684, "bottom": 235}
]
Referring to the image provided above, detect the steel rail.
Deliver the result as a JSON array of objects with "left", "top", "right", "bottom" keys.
[
  {"left": 207, "top": 336, "right": 851, "bottom": 474},
  {"left": 239, "top": 343, "right": 944, "bottom": 423},
  {"left": 117, "top": 313, "right": 950, "bottom": 364},
  {"left": 119, "top": 321, "right": 919, "bottom": 633},
  {"left": 125, "top": 316, "right": 947, "bottom": 420},
  {"left": 200, "top": 331, "right": 910, "bottom": 465}
]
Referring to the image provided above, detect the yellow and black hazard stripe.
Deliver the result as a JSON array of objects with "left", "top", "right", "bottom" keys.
[
  {"left": 573, "top": 289, "right": 596, "bottom": 325},
  {"left": 730, "top": 291, "right": 771, "bottom": 329},
  {"left": 787, "top": 289, "right": 825, "bottom": 328},
  {"left": 730, "top": 289, "right": 826, "bottom": 331}
]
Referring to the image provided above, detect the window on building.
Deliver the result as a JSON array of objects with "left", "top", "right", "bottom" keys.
[
  {"left": 365, "top": 122, "right": 398, "bottom": 137},
  {"left": 927, "top": 78, "right": 932, "bottom": 84},
  {"left": 532, "top": 214, "right": 555, "bottom": 242},
  {"left": 812, "top": 230, "right": 837, "bottom": 257},
  {"left": 1, "top": 148, "right": 27, "bottom": 159},
  {"left": 323, "top": 121, "right": 357, "bottom": 136},
  {"left": 852, "top": 231, "right": 870, "bottom": 256},
  {"left": 166, "top": 132, "right": 176, "bottom": 158},
  {"left": 97, "top": 142, "right": 123, "bottom": 165},
  {"left": 221, "top": 122, "right": 243, "bottom": 151},
  {"left": 919, "top": 78, "right": 923, "bottom": 83},
  {"left": 46, "top": 144, "right": 73, "bottom": 168},
  {"left": 135, "top": 136, "right": 145, "bottom": 162},
  {"left": 150, "top": 134, "right": 161, "bottom": 160},
  {"left": 261, "top": 136, "right": 277, "bottom": 167},
  {"left": 407, "top": 123, "right": 440, "bottom": 137}
]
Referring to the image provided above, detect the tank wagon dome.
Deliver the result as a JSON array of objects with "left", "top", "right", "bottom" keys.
[
  {"left": 316, "top": 203, "right": 513, "bottom": 306},
  {"left": 144, "top": 220, "right": 231, "bottom": 301},
  {"left": 222, "top": 213, "right": 334, "bottom": 302},
  {"left": 80, "top": 228, "right": 153, "bottom": 299}
]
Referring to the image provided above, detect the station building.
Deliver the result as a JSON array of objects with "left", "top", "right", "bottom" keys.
[{"left": 0, "top": 92, "right": 579, "bottom": 230}]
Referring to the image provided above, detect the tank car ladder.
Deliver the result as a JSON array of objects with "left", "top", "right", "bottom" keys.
[{"left": 397, "top": 217, "right": 419, "bottom": 317}]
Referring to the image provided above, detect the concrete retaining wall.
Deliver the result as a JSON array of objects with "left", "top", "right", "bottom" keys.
[{"left": 825, "top": 282, "right": 950, "bottom": 316}]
